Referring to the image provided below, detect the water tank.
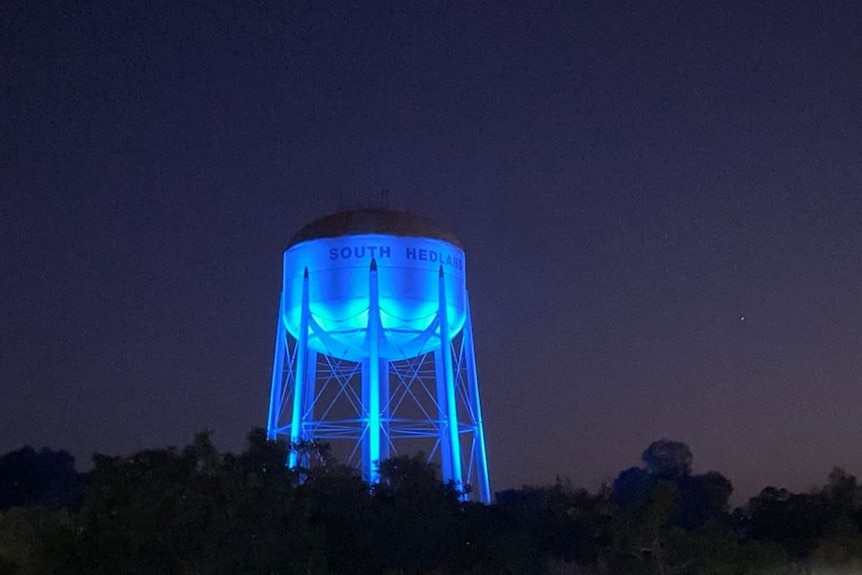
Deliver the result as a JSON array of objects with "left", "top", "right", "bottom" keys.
[
  {"left": 281, "top": 209, "right": 467, "bottom": 361},
  {"left": 267, "top": 207, "right": 491, "bottom": 502}
]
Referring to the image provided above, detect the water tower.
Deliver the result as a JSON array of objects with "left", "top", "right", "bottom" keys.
[{"left": 266, "top": 208, "right": 491, "bottom": 502}]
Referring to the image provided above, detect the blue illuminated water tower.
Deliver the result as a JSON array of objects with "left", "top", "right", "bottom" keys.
[{"left": 266, "top": 208, "right": 491, "bottom": 502}]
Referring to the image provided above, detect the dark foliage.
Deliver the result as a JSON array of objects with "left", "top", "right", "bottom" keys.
[
  {"left": 641, "top": 439, "right": 693, "bottom": 479},
  {"left": 613, "top": 440, "right": 733, "bottom": 531},
  {"left": 2, "top": 434, "right": 862, "bottom": 574},
  {"left": 0, "top": 447, "right": 85, "bottom": 511}
]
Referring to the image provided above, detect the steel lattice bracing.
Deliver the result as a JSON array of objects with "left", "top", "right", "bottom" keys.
[{"left": 266, "top": 260, "right": 491, "bottom": 503}]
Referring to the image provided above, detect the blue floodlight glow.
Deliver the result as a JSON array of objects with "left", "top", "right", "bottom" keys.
[
  {"left": 267, "top": 221, "right": 491, "bottom": 503},
  {"left": 282, "top": 235, "right": 467, "bottom": 361}
]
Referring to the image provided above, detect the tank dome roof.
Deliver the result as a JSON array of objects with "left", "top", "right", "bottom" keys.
[{"left": 289, "top": 208, "right": 462, "bottom": 248}]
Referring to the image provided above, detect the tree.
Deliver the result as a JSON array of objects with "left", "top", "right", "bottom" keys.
[
  {"left": 0, "top": 508, "right": 80, "bottom": 575},
  {"left": 607, "top": 480, "right": 681, "bottom": 575},
  {"left": 0, "top": 447, "right": 84, "bottom": 511},
  {"left": 745, "top": 486, "right": 832, "bottom": 559},
  {"left": 370, "top": 455, "right": 466, "bottom": 574},
  {"left": 675, "top": 471, "right": 733, "bottom": 529},
  {"left": 641, "top": 439, "right": 693, "bottom": 479},
  {"left": 494, "top": 479, "right": 613, "bottom": 570},
  {"left": 612, "top": 467, "right": 654, "bottom": 509},
  {"left": 613, "top": 439, "right": 735, "bottom": 545}
]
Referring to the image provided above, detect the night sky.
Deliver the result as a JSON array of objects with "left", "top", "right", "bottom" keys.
[{"left": 3, "top": 1, "right": 861, "bottom": 503}]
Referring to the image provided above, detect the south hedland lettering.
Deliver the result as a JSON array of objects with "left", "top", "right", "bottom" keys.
[
  {"left": 405, "top": 247, "right": 463, "bottom": 270},
  {"left": 327, "top": 244, "right": 463, "bottom": 271},
  {"left": 329, "top": 246, "right": 392, "bottom": 260}
]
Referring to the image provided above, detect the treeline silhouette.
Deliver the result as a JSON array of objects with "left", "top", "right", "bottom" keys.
[{"left": 1, "top": 431, "right": 861, "bottom": 574}]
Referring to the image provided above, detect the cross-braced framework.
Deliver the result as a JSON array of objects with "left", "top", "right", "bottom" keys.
[{"left": 266, "top": 267, "right": 491, "bottom": 503}]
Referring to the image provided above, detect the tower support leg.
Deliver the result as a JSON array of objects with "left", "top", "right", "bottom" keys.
[
  {"left": 437, "top": 266, "right": 464, "bottom": 494},
  {"left": 266, "top": 294, "right": 287, "bottom": 440},
  {"left": 379, "top": 358, "right": 391, "bottom": 463},
  {"left": 299, "top": 350, "right": 317, "bottom": 468},
  {"left": 464, "top": 295, "right": 491, "bottom": 503},
  {"left": 288, "top": 268, "right": 311, "bottom": 469}
]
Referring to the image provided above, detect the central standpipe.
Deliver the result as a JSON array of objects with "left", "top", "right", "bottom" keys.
[{"left": 363, "top": 258, "right": 384, "bottom": 483}]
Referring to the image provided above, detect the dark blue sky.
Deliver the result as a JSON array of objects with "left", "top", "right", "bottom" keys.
[{"left": 2, "top": 1, "right": 861, "bottom": 502}]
